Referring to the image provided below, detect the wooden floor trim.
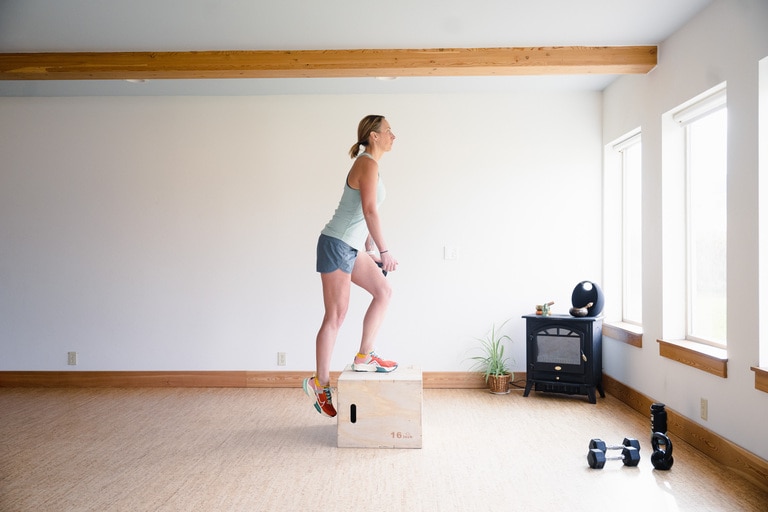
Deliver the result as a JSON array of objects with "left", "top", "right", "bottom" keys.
[
  {"left": 0, "top": 370, "right": 493, "bottom": 389},
  {"left": 602, "top": 373, "right": 768, "bottom": 492}
]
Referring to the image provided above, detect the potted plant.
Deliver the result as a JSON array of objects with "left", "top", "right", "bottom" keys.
[{"left": 469, "top": 321, "right": 514, "bottom": 394}]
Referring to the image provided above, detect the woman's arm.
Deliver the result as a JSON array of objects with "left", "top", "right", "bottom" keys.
[{"left": 356, "top": 158, "right": 397, "bottom": 271}]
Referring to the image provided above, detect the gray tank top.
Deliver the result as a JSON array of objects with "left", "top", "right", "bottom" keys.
[{"left": 321, "top": 153, "right": 386, "bottom": 251}]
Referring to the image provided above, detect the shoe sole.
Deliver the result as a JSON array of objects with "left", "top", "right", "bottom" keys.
[
  {"left": 302, "top": 377, "right": 336, "bottom": 418},
  {"left": 352, "top": 363, "right": 398, "bottom": 373}
]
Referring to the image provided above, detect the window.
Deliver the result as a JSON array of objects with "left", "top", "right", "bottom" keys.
[
  {"left": 604, "top": 130, "right": 642, "bottom": 329},
  {"left": 619, "top": 136, "right": 643, "bottom": 325},
  {"left": 759, "top": 56, "right": 768, "bottom": 369},
  {"left": 674, "top": 87, "right": 728, "bottom": 347}
]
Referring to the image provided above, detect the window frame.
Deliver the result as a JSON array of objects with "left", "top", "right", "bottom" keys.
[
  {"left": 675, "top": 89, "right": 728, "bottom": 348},
  {"left": 602, "top": 128, "right": 644, "bottom": 346},
  {"left": 616, "top": 133, "right": 643, "bottom": 326}
]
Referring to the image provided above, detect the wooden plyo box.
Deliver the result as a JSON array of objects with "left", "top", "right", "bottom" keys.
[{"left": 337, "top": 365, "right": 422, "bottom": 449}]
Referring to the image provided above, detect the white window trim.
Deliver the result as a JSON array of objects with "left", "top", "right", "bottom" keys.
[
  {"left": 678, "top": 84, "right": 728, "bottom": 349},
  {"left": 672, "top": 86, "right": 727, "bottom": 127},
  {"left": 603, "top": 128, "right": 642, "bottom": 329}
]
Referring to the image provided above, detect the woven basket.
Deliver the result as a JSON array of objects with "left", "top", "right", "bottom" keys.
[{"left": 488, "top": 374, "right": 511, "bottom": 394}]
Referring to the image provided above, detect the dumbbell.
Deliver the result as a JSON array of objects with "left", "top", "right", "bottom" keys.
[
  {"left": 587, "top": 446, "right": 641, "bottom": 469},
  {"left": 589, "top": 437, "right": 641, "bottom": 453}
]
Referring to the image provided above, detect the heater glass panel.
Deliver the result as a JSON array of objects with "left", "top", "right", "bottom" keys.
[{"left": 536, "top": 329, "right": 581, "bottom": 365}]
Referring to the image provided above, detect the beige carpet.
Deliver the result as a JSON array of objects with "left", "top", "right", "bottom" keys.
[{"left": 1, "top": 386, "right": 766, "bottom": 511}]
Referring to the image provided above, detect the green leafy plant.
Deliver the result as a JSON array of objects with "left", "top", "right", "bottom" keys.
[{"left": 469, "top": 320, "right": 514, "bottom": 383}]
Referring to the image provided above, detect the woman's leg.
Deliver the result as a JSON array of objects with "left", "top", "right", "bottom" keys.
[
  {"left": 351, "top": 254, "right": 393, "bottom": 357},
  {"left": 315, "top": 269, "right": 352, "bottom": 386}
]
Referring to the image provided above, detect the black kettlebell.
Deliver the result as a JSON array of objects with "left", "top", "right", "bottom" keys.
[{"left": 651, "top": 432, "right": 674, "bottom": 470}]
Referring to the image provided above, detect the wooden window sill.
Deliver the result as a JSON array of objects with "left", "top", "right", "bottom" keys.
[
  {"left": 603, "top": 322, "right": 643, "bottom": 347},
  {"left": 657, "top": 339, "right": 728, "bottom": 378},
  {"left": 751, "top": 367, "right": 768, "bottom": 393}
]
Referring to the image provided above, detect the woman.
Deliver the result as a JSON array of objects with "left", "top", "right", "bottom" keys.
[{"left": 303, "top": 115, "right": 399, "bottom": 418}]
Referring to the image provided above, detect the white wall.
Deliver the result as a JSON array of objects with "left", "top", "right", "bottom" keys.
[
  {"left": 602, "top": 0, "right": 768, "bottom": 460},
  {"left": 0, "top": 92, "right": 602, "bottom": 374},
  {"left": 3, "top": 0, "right": 766, "bottom": 468}
]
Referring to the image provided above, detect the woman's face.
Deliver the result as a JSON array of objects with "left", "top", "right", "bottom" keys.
[{"left": 373, "top": 119, "right": 396, "bottom": 151}]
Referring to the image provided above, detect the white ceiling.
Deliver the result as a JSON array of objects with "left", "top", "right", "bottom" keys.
[{"left": 0, "top": 0, "right": 714, "bottom": 96}]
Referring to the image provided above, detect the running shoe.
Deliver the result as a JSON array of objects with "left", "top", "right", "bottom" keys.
[
  {"left": 352, "top": 351, "right": 398, "bottom": 373},
  {"left": 302, "top": 376, "right": 337, "bottom": 418}
]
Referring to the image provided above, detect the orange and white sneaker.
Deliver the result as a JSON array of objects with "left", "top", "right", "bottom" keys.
[
  {"left": 352, "top": 351, "right": 398, "bottom": 373},
  {"left": 302, "top": 376, "right": 337, "bottom": 418}
]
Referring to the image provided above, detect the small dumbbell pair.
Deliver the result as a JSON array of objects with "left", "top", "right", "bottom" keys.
[{"left": 587, "top": 437, "right": 641, "bottom": 469}]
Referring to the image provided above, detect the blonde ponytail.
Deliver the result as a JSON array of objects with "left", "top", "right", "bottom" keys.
[
  {"left": 348, "top": 115, "right": 385, "bottom": 159},
  {"left": 348, "top": 142, "right": 362, "bottom": 159}
]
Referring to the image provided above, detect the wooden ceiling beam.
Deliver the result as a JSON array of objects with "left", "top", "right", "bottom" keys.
[{"left": 0, "top": 46, "right": 656, "bottom": 80}]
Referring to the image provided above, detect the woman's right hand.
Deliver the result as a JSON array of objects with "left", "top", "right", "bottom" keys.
[{"left": 379, "top": 251, "right": 398, "bottom": 273}]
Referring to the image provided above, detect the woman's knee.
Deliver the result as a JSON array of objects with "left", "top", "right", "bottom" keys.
[
  {"left": 375, "top": 281, "right": 393, "bottom": 302},
  {"left": 322, "top": 307, "right": 348, "bottom": 329}
]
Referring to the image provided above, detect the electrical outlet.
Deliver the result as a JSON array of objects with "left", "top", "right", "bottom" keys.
[
  {"left": 67, "top": 351, "right": 78, "bottom": 366},
  {"left": 443, "top": 246, "right": 459, "bottom": 260},
  {"left": 277, "top": 352, "right": 286, "bottom": 366},
  {"left": 700, "top": 398, "right": 708, "bottom": 420}
]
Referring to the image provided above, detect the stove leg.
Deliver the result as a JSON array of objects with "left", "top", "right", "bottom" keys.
[{"left": 523, "top": 380, "right": 533, "bottom": 397}]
